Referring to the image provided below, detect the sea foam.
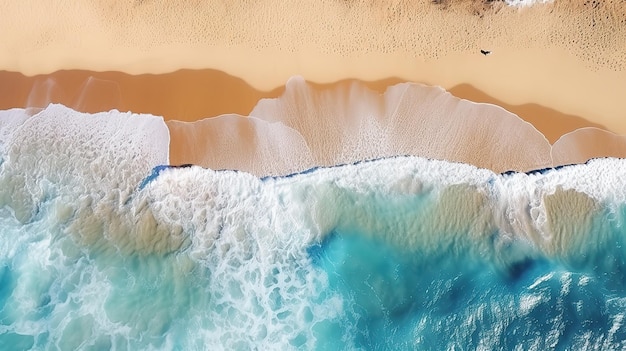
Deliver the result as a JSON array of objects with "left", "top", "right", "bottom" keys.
[
  {"left": 504, "top": 0, "right": 553, "bottom": 7},
  {"left": 1, "top": 104, "right": 626, "bottom": 349}
]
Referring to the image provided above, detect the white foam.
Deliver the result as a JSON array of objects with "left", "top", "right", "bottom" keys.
[
  {"left": 0, "top": 108, "right": 29, "bottom": 156},
  {"left": 136, "top": 164, "right": 343, "bottom": 348},
  {"left": 0, "top": 104, "right": 173, "bottom": 252},
  {"left": 504, "top": 0, "right": 553, "bottom": 7},
  {"left": 142, "top": 155, "right": 626, "bottom": 270},
  {"left": 3, "top": 104, "right": 626, "bottom": 348},
  {"left": 3, "top": 102, "right": 623, "bottom": 256}
]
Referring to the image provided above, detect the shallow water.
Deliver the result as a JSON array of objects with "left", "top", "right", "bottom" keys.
[{"left": 1, "top": 105, "right": 626, "bottom": 350}]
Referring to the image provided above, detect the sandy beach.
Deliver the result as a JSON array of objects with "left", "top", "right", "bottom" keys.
[
  {"left": 5, "top": 2, "right": 626, "bottom": 349},
  {"left": 1, "top": 0, "right": 625, "bottom": 173}
]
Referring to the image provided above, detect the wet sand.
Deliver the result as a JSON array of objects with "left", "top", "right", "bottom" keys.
[
  {"left": 1, "top": 1, "right": 624, "bottom": 130},
  {"left": 1, "top": 0, "right": 625, "bottom": 173},
  {"left": 0, "top": 70, "right": 283, "bottom": 121},
  {"left": 1, "top": 67, "right": 625, "bottom": 173},
  {"left": 0, "top": 69, "right": 606, "bottom": 144}
]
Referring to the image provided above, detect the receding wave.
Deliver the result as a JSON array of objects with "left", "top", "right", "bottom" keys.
[
  {"left": 552, "top": 127, "right": 626, "bottom": 166},
  {"left": 1, "top": 106, "right": 626, "bottom": 348},
  {"left": 168, "top": 76, "right": 626, "bottom": 175}
]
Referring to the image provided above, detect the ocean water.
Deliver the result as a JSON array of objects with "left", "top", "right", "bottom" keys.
[{"left": 1, "top": 104, "right": 626, "bottom": 350}]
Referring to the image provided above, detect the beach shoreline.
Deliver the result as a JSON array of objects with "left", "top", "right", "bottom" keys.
[
  {"left": 0, "top": 67, "right": 609, "bottom": 143},
  {"left": 2, "top": 67, "right": 626, "bottom": 173},
  {"left": 1, "top": 0, "right": 625, "bottom": 172},
  {"left": 2, "top": 46, "right": 624, "bottom": 133},
  {"left": 1, "top": 0, "right": 624, "bottom": 130},
  {"left": 3, "top": 2, "right": 626, "bottom": 348}
]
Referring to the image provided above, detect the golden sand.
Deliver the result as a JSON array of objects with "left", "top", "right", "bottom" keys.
[
  {"left": 0, "top": 70, "right": 283, "bottom": 120},
  {"left": 0, "top": 69, "right": 605, "bottom": 143},
  {"left": 1, "top": 1, "right": 625, "bottom": 173}
]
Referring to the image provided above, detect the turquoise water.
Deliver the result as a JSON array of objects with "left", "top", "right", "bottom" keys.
[{"left": 2, "top": 105, "right": 626, "bottom": 350}]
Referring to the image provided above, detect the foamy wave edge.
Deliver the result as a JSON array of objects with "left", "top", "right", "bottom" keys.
[
  {"left": 1, "top": 102, "right": 625, "bottom": 258},
  {"left": 167, "top": 76, "right": 626, "bottom": 175},
  {"left": 3, "top": 104, "right": 626, "bottom": 350}
]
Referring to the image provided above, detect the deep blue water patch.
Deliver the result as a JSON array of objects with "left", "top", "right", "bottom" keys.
[{"left": 307, "top": 225, "right": 626, "bottom": 349}]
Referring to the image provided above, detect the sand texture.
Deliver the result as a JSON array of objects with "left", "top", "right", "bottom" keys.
[
  {"left": 170, "top": 77, "right": 552, "bottom": 174},
  {"left": 0, "top": 69, "right": 606, "bottom": 142},
  {"left": 0, "top": 0, "right": 625, "bottom": 173},
  {"left": 552, "top": 128, "right": 626, "bottom": 166}
]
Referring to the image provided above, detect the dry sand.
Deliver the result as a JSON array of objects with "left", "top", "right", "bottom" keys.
[{"left": 0, "top": 0, "right": 625, "bottom": 173}]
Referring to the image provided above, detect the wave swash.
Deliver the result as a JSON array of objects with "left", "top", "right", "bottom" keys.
[{"left": 1, "top": 104, "right": 626, "bottom": 350}]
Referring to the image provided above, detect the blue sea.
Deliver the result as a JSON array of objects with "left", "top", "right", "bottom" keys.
[{"left": 1, "top": 104, "right": 626, "bottom": 350}]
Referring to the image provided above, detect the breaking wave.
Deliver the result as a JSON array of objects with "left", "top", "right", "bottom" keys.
[{"left": 1, "top": 104, "right": 626, "bottom": 349}]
